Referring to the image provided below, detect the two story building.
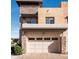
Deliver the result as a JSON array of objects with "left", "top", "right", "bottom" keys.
[{"left": 16, "top": 0, "right": 68, "bottom": 54}]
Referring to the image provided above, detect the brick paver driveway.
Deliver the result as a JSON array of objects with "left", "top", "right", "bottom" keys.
[{"left": 11, "top": 53, "right": 68, "bottom": 59}]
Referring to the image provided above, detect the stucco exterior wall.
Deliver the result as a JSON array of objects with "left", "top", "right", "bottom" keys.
[
  {"left": 20, "top": 5, "right": 40, "bottom": 14},
  {"left": 61, "top": 1, "right": 68, "bottom": 53},
  {"left": 38, "top": 8, "right": 65, "bottom": 25},
  {"left": 61, "top": 2, "right": 68, "bottom": 17},
  {"left": 38, "top": 1, "right": 68, "bottom": 25}
]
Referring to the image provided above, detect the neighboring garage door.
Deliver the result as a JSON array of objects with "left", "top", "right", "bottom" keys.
[{"left": 27, "top": 37, "right": 59, "bottom": 53}]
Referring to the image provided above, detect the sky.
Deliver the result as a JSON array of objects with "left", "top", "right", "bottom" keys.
[{"left": 11, "top": 0, "right": 68, "bottom": 38}]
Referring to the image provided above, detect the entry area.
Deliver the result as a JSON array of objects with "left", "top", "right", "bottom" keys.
[{"left": 27, "top": 37, "right": 59, "bottom": 53}]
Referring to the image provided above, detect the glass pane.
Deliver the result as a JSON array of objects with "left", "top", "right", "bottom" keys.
[
  {"left": 26, "top": 20, "right": 31, "bottom": 23},
  {"left": 46, "top": 17, "right": 54, "bottom": 24},
  {"left": 50, "top": 20, "right": 54, "bottom": 24},
  {"left": 31, "top": 18, "right": 36, "bottom": 24},
  {"left": 36, "top": 38, "right": 42, "bottom": 40},
  {"left": 29, "top": 38, "right": 35, "bottom": 40},
  {"left": 52, "top": 38, "right": 58, "bottom": 40},
  {"left": 44, "top": 38, "right": 50, "bottom": 40},
  {"left": 26, "top": 18, "right": 37, "bottom": 24}
]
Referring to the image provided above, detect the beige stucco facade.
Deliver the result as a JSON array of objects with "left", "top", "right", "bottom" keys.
[
  {"left": 16, "top": 0, "right": 68, "bottom": 54},
  {"left": 38, "top": 2, "right": 67, "bottom": 24}
]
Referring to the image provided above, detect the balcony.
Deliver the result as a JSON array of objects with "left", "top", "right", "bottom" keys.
[{"left": 22, "top": 23, "right": 67, "bottom": 30}]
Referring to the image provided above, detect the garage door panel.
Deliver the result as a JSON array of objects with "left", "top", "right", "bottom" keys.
[{"left": 27, "top": 49, "right": 33, "bottom": 53}]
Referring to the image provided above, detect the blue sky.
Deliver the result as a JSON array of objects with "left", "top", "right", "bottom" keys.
[{"left": 11, "top": 0, "right": 68, "bottom": 38}]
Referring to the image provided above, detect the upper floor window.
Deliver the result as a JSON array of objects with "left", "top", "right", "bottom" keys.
[
  {"left": 26, "top": 18, "right": 37, "bottom": 24},
  {"left": 31, "top": 18, "right": 37, "bottom": 24},
  {"left": 46, "top": 17, "right": 55, "bottom": 24}
]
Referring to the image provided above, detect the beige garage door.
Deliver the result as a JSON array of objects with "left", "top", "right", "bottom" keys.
[{"left": 27, "top": 37, "right": 59, "bottom": 53}]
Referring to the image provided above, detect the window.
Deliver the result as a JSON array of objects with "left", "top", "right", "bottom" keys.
[
  {"left": 26, "top": 18, "right": 37, "bottom": 24},
  {"left": 52, "top": 38, "right": 58, "bottom": 40},
  {"left": 31, "top": 18, "right": 37, "bottom": 24},
  {"left": 36, "top": 38, "right": 42, "bottom": 40},
  {"left": 29, "top": 38, "right": 35, "bottom": 40},
  {"left": 44, "top": 38, "right": 50, "bottom": 40},
  {"left": 46, "top": 17, "right": 55, "bottom": 24},
  {"left": 26, "top": 19, "right": 31, "bottom": 24}
]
